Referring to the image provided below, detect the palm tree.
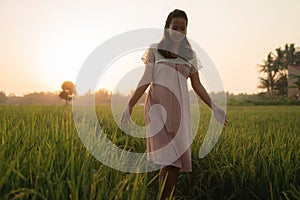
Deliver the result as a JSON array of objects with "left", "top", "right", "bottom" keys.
[
  {"left": 258, "top": 53, "right": 276, "bottom": 94},
  {"left": 258, "top": 43, "right": 300, "bottom": 98}
]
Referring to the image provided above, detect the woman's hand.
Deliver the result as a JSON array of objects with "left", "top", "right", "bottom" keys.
[
  {"left": 121, "top": 106, "right": 133, "bottom": 128},
  {"left": 212, "top": 105, "right": 228, "bottom": 125}
]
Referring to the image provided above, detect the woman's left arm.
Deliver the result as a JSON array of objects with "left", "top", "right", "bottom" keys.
[{"left": 190, "top": 72, "right": 228, "bottom": 125}]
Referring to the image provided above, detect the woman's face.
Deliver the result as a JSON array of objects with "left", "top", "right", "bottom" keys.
[{"left": 168, "top": 17, "right": 187, "bottom": 43}]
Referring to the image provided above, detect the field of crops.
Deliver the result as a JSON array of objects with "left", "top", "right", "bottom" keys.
[{"left": 0, "top": 105, "right": 299, "bottom": 200}]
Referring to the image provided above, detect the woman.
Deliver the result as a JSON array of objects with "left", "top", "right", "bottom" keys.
[{"left": 121, "top": 9, "right": 228, "bottom": 200}]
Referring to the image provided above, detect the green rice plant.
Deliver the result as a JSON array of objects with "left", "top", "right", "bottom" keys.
[{"left": 0, "top": 105, "right": 299, "bottom": 199}]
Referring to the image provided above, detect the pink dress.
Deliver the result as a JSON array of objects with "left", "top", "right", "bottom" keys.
[{"left": 142, "top": 44, "right": 202, "bottom": 172}]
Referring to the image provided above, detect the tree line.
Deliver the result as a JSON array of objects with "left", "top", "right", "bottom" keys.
[
  {"left": 1, "top": 43, "right": 300, "bottom": 106},
  {"left": 0, "top": 89, "right": 196, "bottom": 105},
  {"left": 0, "top": 89, "right": 117, "bottom": 105},
  {"left": 1, "top": 90, "right": 299, "bottom": 106}
]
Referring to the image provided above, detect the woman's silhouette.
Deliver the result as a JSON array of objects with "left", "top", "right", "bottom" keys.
[{"left": 121, "top": 9, "right": 228, "bottom": 200}]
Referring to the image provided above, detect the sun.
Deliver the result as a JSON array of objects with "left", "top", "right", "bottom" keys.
[{"left": 34, "top": 26, "right": 99, "bottom": 92}]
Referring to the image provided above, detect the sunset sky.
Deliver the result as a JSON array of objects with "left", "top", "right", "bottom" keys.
[{"left": 1, "top": 0, "right": 300, "bottom": 96}]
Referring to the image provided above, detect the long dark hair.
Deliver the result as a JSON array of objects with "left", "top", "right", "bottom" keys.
[{"left": 158, "top": 9, "right": 193, "bottom": 60}]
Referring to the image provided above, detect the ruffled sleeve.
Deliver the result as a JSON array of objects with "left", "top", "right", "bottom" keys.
[
  {"left": 140, "top": 46, "right": 156, "bottom": 83},
  {"left": 189, "top": 51, "right": 203, "bottom": 76},
  {"left": 141, "top": 47, "right": 155, "bottom": 64},
  {"left": 142, "top": 48, "right": 155, "bottom": 64}
]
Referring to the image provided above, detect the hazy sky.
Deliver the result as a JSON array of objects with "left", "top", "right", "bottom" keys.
[{"left": 1, "top": 0, "right": 300, "bottom": 96}]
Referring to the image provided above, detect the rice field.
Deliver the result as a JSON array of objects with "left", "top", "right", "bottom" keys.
[{"left": 0, "top": 105, "right": 299, "bottom": 199}]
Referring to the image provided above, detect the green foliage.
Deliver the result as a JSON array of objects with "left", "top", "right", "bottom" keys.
[
  {"left": 0, "top": 105, "right": 299, "bottom": 199},
  {"left": 59, "top": 81, "right": 76, "bottom": 104},
  {"left": 226, "top": 92, "right": 300, "bottom": 106},
  {"left": 258, "top": 43, "right": 300, "bottom": 97}
]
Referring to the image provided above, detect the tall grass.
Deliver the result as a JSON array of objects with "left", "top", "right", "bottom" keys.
[{"left": 0, "top": 105, "right": 299, "bottom": 199}]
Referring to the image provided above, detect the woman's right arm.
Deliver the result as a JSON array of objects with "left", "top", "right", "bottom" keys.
[
  {"left": 127, "top": 63, "right": 153, "bottom": 114},
  {"left": 121, "top": 65, "right": 152, "bottom": 127},
  {"left": 128, "top": 83, "right": 149, "bottom": 114}
]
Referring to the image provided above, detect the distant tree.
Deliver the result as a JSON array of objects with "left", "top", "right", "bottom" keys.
[
  {"left": 59, "top": 81, "right": 76, "bottom": 105},
  {"left": 95, "top": 89, "right": 111, "bottom": 104},
  {"left": 0, "top": 91, "right": 6, "bottom": 104},
  {"left": 20, "top": 92, "right": 63, "bottom": 105},
  {"left": 258, "top": 43, "right": 300, "bottom": 98}
]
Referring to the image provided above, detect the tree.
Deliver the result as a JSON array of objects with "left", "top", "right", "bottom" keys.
[
  {"left": 0, "top": 91, "right": 6, "bottom": 104},
  {"left": 258, "top": 43, "right": 300, "bottom": 98},
  {"left": 95, "top": 89, "right": 111, "bottom": 104},
  {"left": 59, "top": 81, "right": 77, "bottom": 105},
  {"left": 258, "top": 53, "right": 276, "bottom": 93}
]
